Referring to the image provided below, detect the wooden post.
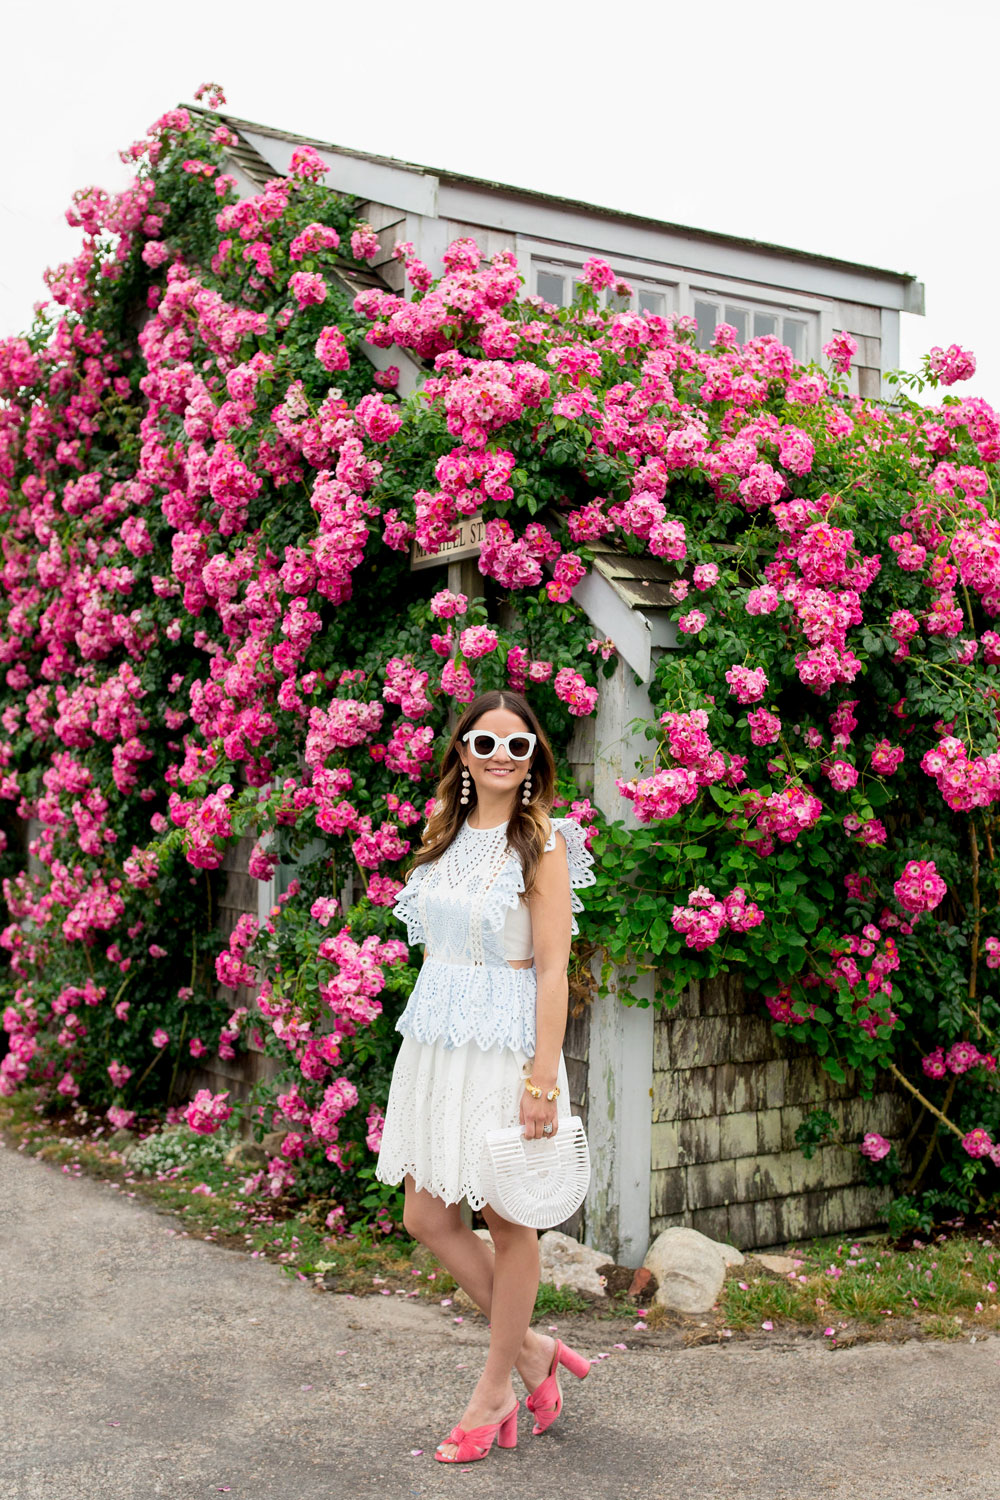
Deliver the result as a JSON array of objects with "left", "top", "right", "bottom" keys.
[{"left": 583, "top": 659, "right": 655, "bottom": 1264}]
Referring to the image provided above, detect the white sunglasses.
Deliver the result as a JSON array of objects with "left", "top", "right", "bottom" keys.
[{"left": 462, "top": 730, "right": 537, "bottom": 761}]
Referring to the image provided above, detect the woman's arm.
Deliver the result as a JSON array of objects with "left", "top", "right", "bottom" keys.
[{"left": 521, "top": 831, "right": 572, "bottom": 1140}]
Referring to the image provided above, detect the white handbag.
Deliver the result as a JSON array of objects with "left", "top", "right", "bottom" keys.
[{"left": 480, "top": 1116, "right": 591, "bottom": 1229}]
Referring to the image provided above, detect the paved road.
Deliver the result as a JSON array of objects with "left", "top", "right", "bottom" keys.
[{"left": 1, "top": 1139, "right": 998, "bottom": 1500}]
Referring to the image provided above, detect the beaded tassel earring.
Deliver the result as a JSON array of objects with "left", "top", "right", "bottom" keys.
[
  {"left": 460, "top": 767, "right": 471, "bottom": 805},
  {"left": 521, "top": 769, "right": 532, "bottom": 805}
]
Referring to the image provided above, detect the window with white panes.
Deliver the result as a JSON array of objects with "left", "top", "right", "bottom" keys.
[
  {"left": 533, "top": 261, "right": 676, "bottom": 320},
  {"left": 691, "top": 292, "right": 816, "bottom": 361}
]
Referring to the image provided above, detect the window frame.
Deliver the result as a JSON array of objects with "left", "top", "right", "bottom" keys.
[
  {"left": 523, "top": 243, "right": 679, "bottom": 321},
  {"left": 517, "top": 236, "right": 838, "bottom": 364},
  {"left": 688, "top": 278, "right": 824, "bottom": 363}
]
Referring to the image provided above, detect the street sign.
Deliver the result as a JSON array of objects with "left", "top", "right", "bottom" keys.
[{"left": 410, "top": 511, "right": 485, "bottom": 570}]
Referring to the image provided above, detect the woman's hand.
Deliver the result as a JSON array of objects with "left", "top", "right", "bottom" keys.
[{"left": 520, "top": 1087, "right": 558, "bottom": 1140}]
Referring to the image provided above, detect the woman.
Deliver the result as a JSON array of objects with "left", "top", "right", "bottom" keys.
[{"left": 375, "top": 689, "right": 595, "bottom": 1464}]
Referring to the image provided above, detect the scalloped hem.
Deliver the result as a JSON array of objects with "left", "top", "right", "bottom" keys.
[{"left": 394, "top": 957, "right": 538, "bottom": 1055}]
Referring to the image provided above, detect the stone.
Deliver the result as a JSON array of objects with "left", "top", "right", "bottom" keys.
[
  {"left": 260, "top": 1131, "right": 289, "bottom": 1156},
  {"left": 107, "top": 1129, "right": 137, "bottom": 1153},
  {"left": 752, "top": 1253, "right": 800, "bottom": 1276},
  {"left": 224, "top": 1142, "right": 267, "bottom": 1169},
  {"left": 643, "top": 1227, "right": 743, "bottom": 1313},
  {"left": 716, "top": 1241, "right": 745, "bottom": 1268},
  {"left": 538, "top": 1230, "right": 611, "bottom": 1297}
]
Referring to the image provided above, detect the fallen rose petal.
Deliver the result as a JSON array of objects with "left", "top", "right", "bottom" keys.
[{"left": 761, "top": 1321, "right": 773, "bottom": 1331}]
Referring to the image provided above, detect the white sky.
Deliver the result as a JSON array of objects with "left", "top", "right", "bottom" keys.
[{"left": 4, "top": 0, "right": 998, "bottom": 401}]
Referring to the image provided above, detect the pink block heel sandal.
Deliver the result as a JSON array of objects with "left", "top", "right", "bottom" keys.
[
  {"left": 434, "top": 1400, "right": 519, "bottom": 1464},
  {"left": 525, "top": 1339, "right": 591, "bottom": 1435}
]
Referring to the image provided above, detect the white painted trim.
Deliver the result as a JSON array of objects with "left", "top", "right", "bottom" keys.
[
  {"left": 361, "top": 340, "right": 425, "bottom": 398},
  {"left": 584, "top": 663, "right": 657, "bottom": 1261},
  {"left": 407, "top": 212, "right": 454, "bottom": 278},
  {"left": 880, "top": 308, "right": 901, "bottom": 399},
  {"left": 572, "top": 567, "right": 654, "bottom": 682},
  {"left": 818, "top": 305, "right": 836, "bottom": 355},
  {"left": 241, "top": 129, "right": 439, "bottom": 218},
  {"left": 585, "top": 969, "right": 655, "bottom": 1263},
  {"left": 434, "top": 183, "right": 918, "bottom": 311},
  {"left": 257, "top": 873, "right": 276, "bottom": 929},
  {"left": 687, "top": 269, "right": 832, "bottom": 317}
]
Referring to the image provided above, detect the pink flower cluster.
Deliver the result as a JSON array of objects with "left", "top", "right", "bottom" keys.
[
  {"left": 671, "top": 885, "right": 764, "bottom": 950},
  {"left": 893, "top": 859, "right": 947, "bottom": 916},
  {"left": 922, "top": 1041, "right": 996, "bottom": 1078},
  {"left": 185, "top": 1088, "right": 233, "bottom": 1135},
  {"left": 725, "top": 665, "right": 768, "bottom": 704},
  {"left": 738, "top": 782, "right": 824, "bottom": 857},
  {"left": 553, "top": 668, "right": 598, "bottom": 717},
  {"left": 927, "top": 344, "right": 976, "bottom": 385},
  {"left": 920, "top": 736, "right": 1000, "bottom": 812}
]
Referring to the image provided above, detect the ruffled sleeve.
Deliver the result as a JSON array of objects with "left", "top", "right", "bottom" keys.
[
  {"left": 544, "top": 817, "right": 597, "bottom": 934},
  {"left": 391, "top": 860, "right": 428, "bottom": 947}
]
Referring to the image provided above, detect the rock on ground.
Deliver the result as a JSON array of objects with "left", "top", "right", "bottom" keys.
[
  {"left": 538, "top": 1229, "right": 611, "bottom": 1296},
  {"left": 753, "top": 1253, "right": 802, "bottom": 1276},
  {"left": 644, "top": 1226, "right": 744, "bottom": 1313}
]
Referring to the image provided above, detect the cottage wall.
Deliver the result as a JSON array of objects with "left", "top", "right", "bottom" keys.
[
  {"left": 650, "top": 974, "right": 908, "bottom": 1247},
  {"left": 201, "top": 117, "right": 926, "bottom": 1242}
]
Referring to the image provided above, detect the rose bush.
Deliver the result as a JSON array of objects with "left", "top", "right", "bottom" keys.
[{"left": 0, "top": 85, "right": 997, "bottom": 1230}]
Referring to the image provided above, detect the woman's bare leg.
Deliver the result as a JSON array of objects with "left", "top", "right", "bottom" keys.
[
  {"left": 429, "top": 1205, "right": 554, "bottom": 1457},
  {"left": 401, "top": 1179, "right": 555, "bottom": 1450}
]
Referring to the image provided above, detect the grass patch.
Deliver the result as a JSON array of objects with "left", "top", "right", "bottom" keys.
[{"left": 719, "top": 1228, "right": 1000, "bottom": 1343}]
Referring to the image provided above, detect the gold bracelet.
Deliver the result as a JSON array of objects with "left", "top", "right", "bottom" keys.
[{"left": 526, "top": 1078, "right": 560, "bottom": 1102}]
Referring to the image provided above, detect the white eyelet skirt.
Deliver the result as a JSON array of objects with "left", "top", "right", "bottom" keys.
[{"left": 375, "top": 1034, "right": 572, "bottom": 1210}]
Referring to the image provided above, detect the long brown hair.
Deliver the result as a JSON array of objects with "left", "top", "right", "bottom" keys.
[{"left": 410, "top": 691, "right": 557, "bottom": 896}]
